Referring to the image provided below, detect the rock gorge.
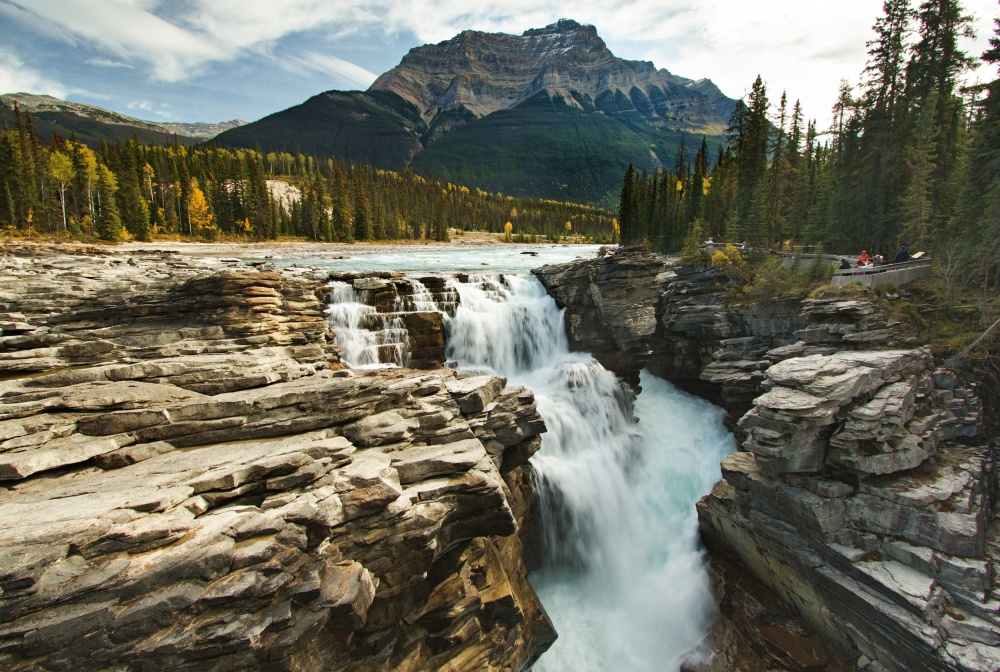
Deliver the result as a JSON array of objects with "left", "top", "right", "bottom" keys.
[
  {"left": 2, "top": 243, "right": 997, "bottom": 671},
  {"left": 533, "top": 248, "right": 997, "bottom": 672}
]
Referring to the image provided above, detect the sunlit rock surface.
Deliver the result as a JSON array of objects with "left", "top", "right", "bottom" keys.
[
  {"left": 0, "top": 243, "right": 553, "bottom": 671},
  {"left": 370, "top": 19, "right": 732, "bottom": 127}
]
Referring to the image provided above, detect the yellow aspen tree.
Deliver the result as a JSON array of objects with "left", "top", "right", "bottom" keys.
[{"left": 188, "top": 178, "right": 215, "bottom": 239}]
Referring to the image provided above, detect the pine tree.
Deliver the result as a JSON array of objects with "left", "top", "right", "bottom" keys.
[
  {"left": 903, "top": 0, "right": 975, "bottom": 235},
  {"left": 95, "top": 164, "right": 122, "bottom": 241},
  {"left": 353, "top": 186, "right": 373, "bottom": 241},
  {"left": 951, "top": 9, "right": 1000, "bottom": 287},
  {"left": 899, "top": 94, "right": 938, "bottom": 247},
  {"left": 730, "top": 76, "right": 771, "bottom": 246},
  {"left": 618, "top": 164, "right": 640, "bottom": 245},
  {"left": 117, "top": 142, "right": 151, "bottom": 241}
]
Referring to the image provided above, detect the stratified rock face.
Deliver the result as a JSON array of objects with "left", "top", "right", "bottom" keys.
[
  {"left": 371, "top": 19, "right": 731, "bottom": 129},
  {"left": 698, "top": 349, "right": 995, "bottom": 672},
  {"left": 534, "top": 249, "right": 997, "bottom": 672},
  {"left": 533, "top": 247, "right": 666, "bottom": 386},
  {"left": 657, "top": 270, "right": 923, "bottom": 421},
  {"left": 0, "top": 244, "right": 554, "bottom": 671}
]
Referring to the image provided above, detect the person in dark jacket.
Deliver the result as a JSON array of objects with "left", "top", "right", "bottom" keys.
[
  {"left": 839, "top": 258, "right": 851, "bottom": 270},
  {"left": 893, "top": 245, "right": 909, "bottom": 264}
]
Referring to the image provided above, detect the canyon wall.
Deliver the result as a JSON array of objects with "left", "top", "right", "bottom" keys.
[
  {"left": 534, "top": 248, "right": 998, "bottom": 672},
  {"left": 0, "top": 244, "right": 553, "bottom": 671}
]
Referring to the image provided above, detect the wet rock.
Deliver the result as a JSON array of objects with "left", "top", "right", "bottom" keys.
[{"left": 533, "top": 247, "right": 666, "bottom": 385}]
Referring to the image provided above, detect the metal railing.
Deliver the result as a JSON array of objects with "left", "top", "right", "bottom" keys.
[{"left": 830, "top": 258, "right": 932, "bottom": 287}]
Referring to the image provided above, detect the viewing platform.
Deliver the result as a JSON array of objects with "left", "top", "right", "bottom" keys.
[
  {"left": 701, "top": 244, "right": 933, "bottom": 289},
  {"left": 830, "top": 257, "right": 932, "bottom": 288}
]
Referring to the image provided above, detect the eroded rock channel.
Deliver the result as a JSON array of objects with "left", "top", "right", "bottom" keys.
[{"left": 2, "top": 243, "right": 996, "bottom": 672}]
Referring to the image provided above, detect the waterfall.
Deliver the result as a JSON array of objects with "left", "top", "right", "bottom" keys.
[
  {"left": 326, "top": 282, "right": 410, "bottom": 368},
  {"left": 393, "top": 278, "right": 441, "bottom": 312},
  {"left": 445, "top": 274, "right": 568, "bottom": 375},
  {"left": 329, "top": 271, "right": 735, "bottom": 669},
  {"left": 446, "top": 273, "right": 735, "bottom": 672}
]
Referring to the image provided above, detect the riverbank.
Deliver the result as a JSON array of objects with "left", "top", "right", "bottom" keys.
[{"left": 2, "top": 229, "right": 601, "bottom": 261}]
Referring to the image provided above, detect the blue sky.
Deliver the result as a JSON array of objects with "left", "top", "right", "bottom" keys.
[{"left": 1, "top": 0, "right": 996, "bottom": 127}]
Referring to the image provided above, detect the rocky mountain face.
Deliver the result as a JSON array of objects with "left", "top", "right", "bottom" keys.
[
  {"left": 0, "top": 244, "right": 553, "bottom": 671},
  {"left": 159, "top": 120, "right": 249, "bottom": 140},
  {"left": 215, "top": 20, "right": 734, "bottom": 207},
  {"left": 371, "top": 19, "right": 730, "bottom": 132},
  {"left": 533, "top": 250, "right": 998, "bottom": 672}
]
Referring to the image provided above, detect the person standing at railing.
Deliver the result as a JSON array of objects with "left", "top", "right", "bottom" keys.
[
  {"left": 894, "top": 245, "right": 909, "bottom": 264},
  {"left": 858, "top": 250, "right": 870, "bottom": 263},
  {"left": 839, "top": 258, "right": 851, "bottom": 270}
]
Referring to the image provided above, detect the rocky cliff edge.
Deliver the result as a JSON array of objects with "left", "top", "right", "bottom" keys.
[{"left": 0, "top": 243, "right": 554, "bottom": 671}]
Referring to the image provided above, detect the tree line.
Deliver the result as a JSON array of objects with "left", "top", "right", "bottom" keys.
[
  {"left": 619, "top": 0, "right": 1000, "bottom": 291},
  {"left": 0, "top": 110, "right": 618, "bottom": 244}
]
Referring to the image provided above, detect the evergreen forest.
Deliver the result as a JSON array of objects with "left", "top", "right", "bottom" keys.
[
  {"left": 0, "top": 112, "right": 618, "bottom": 245},
  {"left": 618, "top": 0, "right": 1000, "bottom": 294}
]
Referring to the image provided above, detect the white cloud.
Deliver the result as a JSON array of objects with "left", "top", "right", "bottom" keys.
[
  {"left": 0, "top": 47, "right": 66, "bottom": 96},
  {"left": 284, "top": 52, "right": 378, "bottom": 89},
  {"left": 4, "top": 0, "right": 225, "bottom": 81},
  {"left": 127, "top": 99, "right": 173, "bottom": 118},
  {"left": 177, "top": 0, "right": 998, "bottom": 125},
  {"left": 2, "top": 0, "right": 997, "bottom": 126},
  {"left": 68, "top": 87, "right": 117, "bottom": 101},
  {"left": 87, "top": 57, "right": 132, "bottom": 68}
]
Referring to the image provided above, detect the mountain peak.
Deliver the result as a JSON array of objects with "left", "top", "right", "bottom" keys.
[
  {"left": 521, "top": 18, "right": 592, "bottom": 37},
  {"left": 216, "top": 20, "right": 735, "bottom": 206},
  {"left": 369, "top": 20, "right": 728, "bottom": 126}
]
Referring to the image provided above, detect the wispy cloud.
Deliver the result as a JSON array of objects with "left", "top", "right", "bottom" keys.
[
  {"left": 128, "top": 99, "right": 173, "bottom": 118},
  {"left": 0, "top": 46, "right": 66, "bottom": 96},
  {"left": 3, "top": 0, "right": 225, "bottom": 81},
  {"left": 68, "top": 87, "right": 116, "bottom": 101},
  {"left": 1, "top": 0, "right": 997, "bottom": 126},
  {"left": 87, "top": 56, "right": 132, "bottom": 69},
  {"left": 284, "top": 52, "right": 378, "bottom": 89}
]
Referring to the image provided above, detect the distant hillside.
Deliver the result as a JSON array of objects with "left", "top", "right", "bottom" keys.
[
  {"left": 215, "top": 19, "right": 735, "bottom": 207},
  {"left": 0, "top": 93, "right": 247, "bottom": 146},
  {"left": 215, "top": 90, "right": 423, "bottom": 170},
  {"left": 157, "top": 120, "right": 247, "bottom": 140}
]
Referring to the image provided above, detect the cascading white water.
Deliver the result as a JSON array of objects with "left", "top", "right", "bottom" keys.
[
  {"left": 327, "top": 270, "right": 733, "bottom": 667},
  {"left": 445, "top": 275, "right": 568, "bottom": 375},
  {"left": 393, "top": 278, "right": 441, "bottom": 313},
  {"left": 327, "top": 282, "right": 410, "bottom": 368},
  {"left": 446, "top": 273, "right": 735, "bottom": 672}
]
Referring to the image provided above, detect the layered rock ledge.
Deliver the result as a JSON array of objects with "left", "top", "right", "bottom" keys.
[{"left": 0, "top": 244, "right": 553, "bottom": 671}]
